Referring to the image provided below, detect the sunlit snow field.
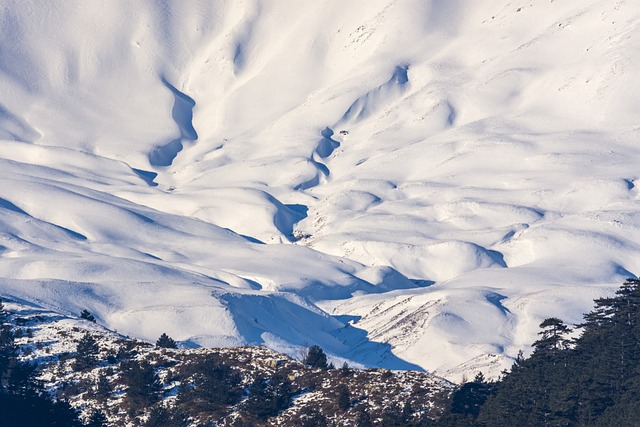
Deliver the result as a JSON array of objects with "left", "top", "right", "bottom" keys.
[{"left": 1, "top": 0, "right": 639, "bottom": 380}]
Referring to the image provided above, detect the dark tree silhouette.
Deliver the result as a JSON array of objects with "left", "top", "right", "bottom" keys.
[
  {"left": 304, "top": 345, "right": 328, "bottom": 369},
  {"left": 355, "top": 406, "right": 373, "bottom": 427},
  {"left": 298, "top": 406, "right": 328, "bottom": 427},
  {"left": 176, "top": 354, "right": 242, "bottom": 417},
  {"left": 93, "top": 372, "right": 111, "bottom": 402},
  {"left": 144, "top": 405, "right": 189, "bottom": 427},
  {"left": 80, "top": 309, "right": 96, "bottom": 323},
  {"left": 336, "top": 383, "right": 351, "bottom": 410},
  {"left": 0, "top": 299, "right": 17, "bottom": 392},
  {"left": 340, "top": 361, "right": 351, "bottom": 376},
  {"left": 244, "top": 371, "right": 292, "bottom": 419},
  {"left": 156, "top": 333, "right": 177, "bottom": 349},
  {"left": 532, "top": 317, "right": 572, "bottom": 354},
  {"left": 121, "top": 360, "right": 161, "bottom": 414},
  {"left": 74, "top": 333, "right": 100, "bottom": 371},
  {"left": 85, "top": 409, "right": 108, "bottom": 427}
]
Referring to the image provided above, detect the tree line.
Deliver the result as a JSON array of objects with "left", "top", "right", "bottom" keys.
[
  {"left": 438, "top": 278, "right": 640, "bottom": 427},
  {"left": 3, "top": 277, "right": 640, "bottom": 426}
]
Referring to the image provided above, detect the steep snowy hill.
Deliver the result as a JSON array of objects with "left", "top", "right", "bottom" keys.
[{"left": 0, "top": 0, "right": 639, "bottom": 380}]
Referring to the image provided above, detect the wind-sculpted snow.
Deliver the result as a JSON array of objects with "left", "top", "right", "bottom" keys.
[{"left": 0, "top": 0, "right": 639, "bottom": 380}]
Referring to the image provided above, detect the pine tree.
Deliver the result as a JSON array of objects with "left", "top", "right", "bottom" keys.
[
  {"left": 336, "top": 383, "right": 350, "bottom": 410},
  {"left": 340, "top": 361, "right": 351, "bottom": 376},
  {"left": 176, "top": 355, "right": 242, "bottom": 416},
  {"left": 144, "top": 405, "right": 189, "bottom": 427},
  {"left": 0, "top": 392, "right": 83, "bottom": 427},
  {"left": 74, "top": 333, "right": 100, "bottom": 371},
  {"left": 304, "top": 345, "right": 328, "bottom": 369},
  {"left": 298, "top": 406, "right": 328, "bottom": 427},
  {"left": 449, "top": 375, "right": 495, "bottom": 420},
  {"left": 379, "top": 403, "right": 406, "bottom": 426},
  {"left": 244, "top": 371, "right": 292, "bottom": 419},
  {"left": 401, "top": 400, "right": 414, "bottom": 423},
  {"left": 80, "top": 309, "right": 96, "bottom": 323},
  {"left": 121, "top": 360, "right": 161, "bottom": 414},
  {"left": 0, "top": 299, "right": 17, "bottom": 392},
  {"left": 85, "top": 409, "right": 108, "bottom": 427},
  {"left": 0, "top": 301, "right": 82, "bottom": 426},
  {"left": 355, "top": 406, "right": 373, "bottom": 427},
  {"left": 156, "top": 333, "right": 177, "bottom": 349},
  {"left": 6, "top": 361, "right": 39, "bottom": 397},
  {"left": 570, "top": 277, "right": 640, "bottom": 422},
  {"left": 532, "top": 317, "right": 572, "bottom": 355},
  {"left": 93, "top": 372, "right": 111, "bottom": 402}
]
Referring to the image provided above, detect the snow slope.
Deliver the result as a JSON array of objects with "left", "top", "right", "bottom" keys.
[{"left": 1, "top": 0, "right": 639, "bottom": 380}]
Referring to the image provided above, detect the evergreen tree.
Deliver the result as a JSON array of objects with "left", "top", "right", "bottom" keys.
[
  {"left": 176, "top": 355, "right": 242, "bottom": 416},
  {"left": 379, "top": 403, "right": 407, "bottom": 426},
  {"left": 74, "top": 333, "right": 100, "bottom": 371},
  {"left": 355, "top": 406, "right": 373, "bottom": 427},
  {"left": 156, "top": 333, "right": 177, "bottom": 349},
  {"left": 336, "top": 383, "right": 351, "bottom": 410},
  {"left": 85, "top": 409, "right": 108, "bottom": 427},
  {"left": 401, "top": 400, "right": 414, "bottom": 423},
  {"left": 0, "top": 392, "right": 83, "bottom": 427},
  {"left": 121, "top": 360, "right": 161, "bottom": 414},
  {"left": 448, "top": 372, "right": 496, "bottom": 420},
  {"left": 6, "top": 361, "right": 39, "bottom": 397},
  {"left": 93, "top": 372, "right": 111, "bottom": 402},
  {"left": 532, "top": 317, "right": 572, "bottom": 355},
  {"left": 0, "top": 299, "right": 17, "bottom": 392},
  {"left": 304, "top": 345, "right": 328, "bottom": 369},
  {"left": 340, "top": 361, "right": 351, "bottom": 376},
  {"left": 298, "top": 406, "right": 328, "bottom": 427},
  {"left": 80, "top": 309, "right": 96, "bottom": 323},
  {"left": 144, "top": 405, "right": 189, "bottom": 427},
  {"left": 243, "top": 371, "right": 292, "bottom": 419}
]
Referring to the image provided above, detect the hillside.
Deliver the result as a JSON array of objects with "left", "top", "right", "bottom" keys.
[
  {"left": 1, "top": 299, "right": 453, "bottom": 426},
  {"left": 0, "top": 0, "right": 639, "bottom": 380}
]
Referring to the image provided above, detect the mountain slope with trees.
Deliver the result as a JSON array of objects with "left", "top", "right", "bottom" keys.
[
  {"left": 439, "top": 278, "right": 640, "bottom": 427},
  {"left": 0, "top": 299, "right": 453, "bottom": 426},
  {"left": 0, "top": 0, "right": 639, "bottom": 379},
  {"left": 3, "top": 278, "right": 640, "bottom": 425}
]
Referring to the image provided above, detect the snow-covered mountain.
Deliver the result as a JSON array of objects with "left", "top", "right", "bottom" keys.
[{"left": 1, "top": 0, "right": 639, "bottom": 381}]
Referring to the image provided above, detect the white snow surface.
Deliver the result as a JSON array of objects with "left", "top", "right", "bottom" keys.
[{"left": 1, "top": 0, "right": 639, "bottom": 381}]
